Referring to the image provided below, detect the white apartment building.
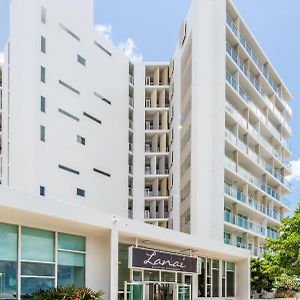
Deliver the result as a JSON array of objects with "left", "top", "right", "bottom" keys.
[{"left": 0, "top": 0, "right": 292, "bottom": 299}]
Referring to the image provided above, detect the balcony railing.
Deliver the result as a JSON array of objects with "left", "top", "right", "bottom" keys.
[
  {"left": 128, "top": 209, "right": 133, "bottom": 219},
  {"left": 224, "top": 238, "right": 260, "bottom": 256},
  {"left": 129, "top": 120, "right": 133, "bottom": 130},
  {"left": 129, "top": 74, "right": 134, "bottom": 85},
  {"left": 227, "top": 15, "right": 292, "bottom": 111},
  {"left": 145, "top": 211, "right": 169, "bottom": 219},
  {"left": 225, "top": 63, "right": 291, "bottom": 138},
  {"left": 128, "top": 188, "right": 133, "bottom": 197},
  {"left": 225, "top": 99, "right": 291, "bottom": 171},
  {"left": 225, "top": 156, "right": 290, "bottom": 207},
  {"left": 129, "top": 143, "right": 133, "bottom": 152},
  {"left": 224, "top": 182, "right": 282, "bottom": 221},
  {"left": 225, "top": 127, "right": 291, "bottom": 190},
  {"left": 129, "top": 165, "right": 133, "bottom": 175},
  {"left": 129, "top": 97, "right": 134, "bottom": 107},
  {"left": 224, "top": 210, "right": 268, "bottom": 236}
]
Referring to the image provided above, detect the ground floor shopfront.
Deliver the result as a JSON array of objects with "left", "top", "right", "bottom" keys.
[{"left": 0, "top": 188, "right": 250, "bottom": 299}]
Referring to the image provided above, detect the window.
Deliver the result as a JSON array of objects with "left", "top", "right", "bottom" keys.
[
  {"left": 77, "top": 55, "right": 86, "bottom": 66},
  {"left": 21, "top": 227, "right": 55, "bottom": 296},
  {"left": 58, "top": 108, "right": 79, "bottom": 122},
  {"left": 57, "top": 233, "right": 85, "bottom": 287},
  {"left": 94, "top": 41, "right": 111, "bottom": 56},
  {"left": 41, "top": 36, "right": 46, "bottom": 53},
  {"left": 41, "top": 6, "right": 46, "bottom": 24},
  {"left": 59, "top": 23, "right": 80, "bottom": 41},
  {"left": 94, "top": 91, "right": 111, "bottom": 105},
  {"left": 40, "top": 125, "right": 45, "bottom": 142},
  {"left": 77, "top": 135, "right": 85, "bottom": 145},
  {"left": 40, "top": 185, "right": 45, "bottom": 196},
  {"left": 226, "top": 262, "right": 235, "bottom": 297},
  {"left": 76, "top": 188, "right": 85, "bottom": 197},
  {"left": 83, "top": 112, "right": 101, "bottom": 125},
  {"left": 41, "top": 96, "right": 46, "bottom": 113},
  {"left": 41, "top": 66, "right": 46, "bottom": 83},
  {"left": 93, "top": 168, "right": 111, "bottom": 177},
  {"left": 0, "top": 223, "right": 18, "bottom": 299},
  {"left": 58, "top": 164, "right": 79, "bottom": 175},
  {"left": 58, "top": 80, "right": 80, "bottom": 95}
]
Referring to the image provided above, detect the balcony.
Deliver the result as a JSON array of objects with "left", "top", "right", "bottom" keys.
[
  {"left": 224, "top": 210, "right": 268, "bottom": 237},
  {"left": 226, "top": 15, "right": 292, "bottom": 111},
  {"left": 129, "top": 164, "right": 133, "bottom": 175},
  {"left": 129, "top": 120, "right": 133, "bottom": 130},
  {"left": 144, "top": 210, "right": 169, "bottom": 220},
  {"left": 144, "top": 189, "right": 168, "bottom": 198},
  {"left": 224, "top": 182, "right": 282, "bottom": 221},
  {"left": 225, "top": 100, "right": 291, "bottom": 171},
  {"left": 129, "top": 97, "right": 134, "bottom": 108},
  {"left": 129, "top": 74, "right": 134, "bottom": 86},
  {"left": 224, "top": 238, "right": 260, "bottom": 256},
  {"left": 225, "top": 155, "right": 290, "bottom": 207},
  {"left": 226, "top": 43, "right": 291, "bottom": 135},
  {"left": 128, "top": 209, "right": 133, "bottom": 219},
  {"left": 225, "top": 127, "right": 291, "bottom": 190},
  {"left": 129, "top": 143, "right": 133, "bottom": 152},
  {"left": 145, "top": 144, "right": 169, "bottom": 153},
  {"left": 128, "top": 188, "right": 133, "bottom": 197}
]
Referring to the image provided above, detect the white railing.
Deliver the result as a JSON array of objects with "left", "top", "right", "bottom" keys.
[
  {"left": 129, "top": 74, "right": 134, "bottom": 85},
  {"left": 129, "top": 97, "right": 134, "bottom": 107}
]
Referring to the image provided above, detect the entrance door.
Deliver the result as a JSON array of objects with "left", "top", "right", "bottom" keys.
[
  {"left": 145, "top": 283, "right": 174, "bottom": 300},
  {"left": 125, "top": 282, "right": 143, "bottom": 300},
  {"left": 177, "top": 284, "right": 191, "bottom": 300}
]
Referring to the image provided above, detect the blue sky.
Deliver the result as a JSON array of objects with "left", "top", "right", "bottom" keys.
[{"left": 0, "top": 0, "right": 299, "bottom": 211}]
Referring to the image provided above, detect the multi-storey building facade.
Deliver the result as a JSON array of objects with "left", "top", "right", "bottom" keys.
[{"left": 0, "top": 0, "right": 292, "bottom": 299}]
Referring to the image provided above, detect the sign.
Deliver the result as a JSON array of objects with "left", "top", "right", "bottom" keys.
[{"left": 128, "top": 247, "right": 198, "bottom": 273}]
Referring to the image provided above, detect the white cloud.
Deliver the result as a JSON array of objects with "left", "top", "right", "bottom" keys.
[
  {"left": 287, "top": 158, "right": 300, "bottom": 182},
  {"left": 118, "top": 38, "right": 143, "bottom": 62},
  {"left": 0, "top": 53, "right": 4, "bottom": 64},
  {"left": 94, "top": 24, "right": 143, "bottom": 62},
  {"left": 95, "top": 24, "right": 112, "bottom": 40}
]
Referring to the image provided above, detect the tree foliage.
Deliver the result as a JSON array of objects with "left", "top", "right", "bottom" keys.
[{"left": 251, "top": 257, "right": 274, "bottom": 292}]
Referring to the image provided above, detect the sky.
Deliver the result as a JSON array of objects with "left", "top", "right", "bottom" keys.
[{"left": 0, "top": 0, "right": 299, "bottom": 212}]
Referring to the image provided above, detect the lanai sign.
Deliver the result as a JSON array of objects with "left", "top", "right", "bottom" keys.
[{"left": 128, "top": 247, "right": 198, "bottom": 273}]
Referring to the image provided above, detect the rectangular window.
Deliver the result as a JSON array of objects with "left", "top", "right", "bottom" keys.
[
  {"left": 58, "top": 164, "right": 80, "bottom": 175},
  {"left": 77, "top": 55, "right": 86, "bottom": 66},
  {"left": 94, "top": 41, "right": 112, "bottom": 56},
  {"left": 57, "top": 233, "right": 85, "bottom": 287},
  {"left": 59, "top": 80, "right": 80, "bottom": 95},
  {"left": 40, "top": 185, "right": 45, "bottom": 196},
  {"left": 41, "top": 96, "right": 46, "bottom": 113},
  {"left": 0, "top": 223, "right": 18, "bottom": 299},
  {"left": 59, "top": 23, "right": 80, "bottom": 41},
  {"left": 40, "top": 125, "right": 45, "bottom": 142},
  {"left": 93, "top": 168, "right": 111, "bottom": 177},
  {"left": 58, "top": 108, "right": 79, "bottom": 122},
  {"left": 76, "top": 188, "right": 85, "bottom": 197},
  {"left": 41, "top": 6, "right": 46, "bottom": 24},
  {"left": 41, "top": 66, "right": 46, "bottom": 83},
  {"left": 77, "top": 135, "right": 85, "bottom": 145},
  {"left": 94, "top": 91, "right": 111, "bottom": 105},
  {"left": 41, "top": 36, "right": 46, "bottom": 53},
  {"left": 83, "top": 112, "right": 101, "bottom": 125}
]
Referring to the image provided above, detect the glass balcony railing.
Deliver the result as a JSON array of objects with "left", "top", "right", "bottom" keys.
[
  {"left": 226, "top": 15, "right": 292, "bottom": 113},
  {"left": 225, "top": 127, "right": 291, "bottom": 190},
  {"left": 224, "top": 237, "right": 261, "bottom": 256},
  {"left": 224, "top": 210, "right": 268, "bottom": 236},
  {"left": 224, "top": 182, "right": 282, "bottom": 221},
  {"left": 225, "top": 100, "right": 291, "bottom": 171},
  {"left": 226, "top": 44, "right": 292, "bottom": 135},
  {"left": 225, "top": 156, "right": 290, "bottom": 207}
]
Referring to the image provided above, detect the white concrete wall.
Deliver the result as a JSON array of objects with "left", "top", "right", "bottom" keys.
[{"left": 4, "top": 0, "right": 129, "bottom": 216}]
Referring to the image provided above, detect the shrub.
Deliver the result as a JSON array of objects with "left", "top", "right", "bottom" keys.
[
  {"left": 274, "top": 274, "right": 300, "bottom": 298},
  {"left": 27, "top": 285, "right": 104, "bottom": 300}
]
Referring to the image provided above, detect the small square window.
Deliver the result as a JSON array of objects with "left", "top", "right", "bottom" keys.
[
  {"left": 41, "top": 66, "right": 46, "bottom": 83},
  {"left": 40, "top": 125, "right": 45, "bottom": 142},
  {"left": 41, "top": 36, "right": 46, "bottom": 53},
  {"left": 77, "top": 55, "right": 86, "bottom": 66},
  {"left": 41, "top": 6, "right": 46, "bottom": 24},
  {"left": 41, "top": 96, "right": 46, "bottom": 113},
  {"left": 40, "top": 186, "right": 45, "bottom": 196},
  {"left": 77, "top": 188, "right": 85, "bottom": 197},
  {"left": 77, "top": 135, "right": 85, "bottom": 145}
]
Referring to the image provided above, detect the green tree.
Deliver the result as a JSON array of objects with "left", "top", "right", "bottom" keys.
[
  {"left": 251, "top": 257, "right": 274, "bottom": 293},
  {"left": 264, "top": 201, "right": 300, "bottom": 276}
]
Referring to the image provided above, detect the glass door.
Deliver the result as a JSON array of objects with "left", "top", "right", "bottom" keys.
[
  {"left": 177, "top": 284, "right": 191, "bottom": 300},
  {"left": 125, "top": 282, "right": 144, "bottom": 300}
]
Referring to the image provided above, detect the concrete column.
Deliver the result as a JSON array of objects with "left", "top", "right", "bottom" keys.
[
  {"left": 236, "top": 258, "right": 250, "bottom": 300},
  {"left": 109, "top": 227, "right": 119, "bottom": 300}
]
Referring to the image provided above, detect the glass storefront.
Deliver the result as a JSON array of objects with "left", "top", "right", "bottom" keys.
[
  {"left": 0, "top": 222, "right": 86, "bottom": 299},
  {"left": 118, "top": 244, "right": 236, "bottom": 300}
]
